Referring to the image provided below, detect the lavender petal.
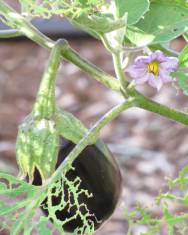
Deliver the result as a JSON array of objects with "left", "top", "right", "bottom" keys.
[
  {"left": 160, "top": 57, "right": 178, "bottom": 71},
  {"left": 135, "top": 56, "right": 151, "bottom": 66},
  {"left": 148, "top": 74, "right": 163, "bottom": 91},
  {"left": 150, "top": 50, "right": 166, "bottom": 62},
  {"left": 135, "top": 72, "right": 150, "bottom": 84},
  {"left": 126, "top": 65, "right": 147, "bottom": 79},
  {"left": 159, "top": 69, "right": 173, "bottom": 83}
]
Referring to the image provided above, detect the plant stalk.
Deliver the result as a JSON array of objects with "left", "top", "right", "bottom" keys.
[
  {"left": 33, "top": 39, "right": 67, "bottom": 119},
  {"left": 0, "top": 29, "right": 22, "bottom": 38}
]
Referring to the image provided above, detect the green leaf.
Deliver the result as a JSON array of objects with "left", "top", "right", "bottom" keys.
[
  {"left": 126, "top": 160, "right": 188, "bottom": 234},
  {"left": 0, "top": 173, "right": 38, "bottom": 199},
  {"left": 179, "top": 44, "right": 188, "bottom": 67},
  {"left": 174, "top": 44, "right": 188, "bottom": 95},
  {"left": 0, "top": 199, "right": 31, "bottom": 216},
  {"left": 77, "top": 13, "right": 126, "bottom": 33},
  {"left": 0, "top": 172, "right": 42, "bottom": 234},
  {"left": 126, "top": 0, "right": 188, "bottom": 46},
  {"left": 10, "top": 210, "right": 32, "bottom": 235},
  {"left": 19, "top": 0, "right": 105, "bottom": 18},
  {"left": 183, "top": 31, "right": 188, "bottom": 42},
  {"left": 115, "top": 0, "right": 150, "bottom": 25},
  {"left": 149, "top": 43, "right": 179, "bottom": 57},
  {"left": 36, "top": 217, "right": 53, "bottom": 235},
  {"left": 0, "top": 172, "right": 94, "bottom": 235},
  {"left": 45, "top": 175, "right": 94, "bottom": 234},
  {"left": 174, "top": 68, "right": 188, "bottom": 95},
  {"left": 126, "top": 26, "right": 156, "bottom": 46},
  {"left": 55, "top": 110, "right": 87, "bottom": 143},
  {"left": 0, "top": 182, "right": 6, "bottom": 190}
]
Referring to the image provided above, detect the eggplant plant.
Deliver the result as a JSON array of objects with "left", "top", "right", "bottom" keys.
[{"left": 0, "top": 0, "right": 188, "bottom": 235}]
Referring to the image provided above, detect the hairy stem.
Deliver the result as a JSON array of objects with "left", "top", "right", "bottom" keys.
[
  {"left": 112, "top": 52, "right": 129, "bottom": 92},
  {"left": 33, "top": 39, "right": 67, "bottom": 118},
  {"left": 59, "top": 44, "right": 121, "bottom": 91},
  {"left": 100, "top": 34, "right": 129, "bottom": 90},
  {"left": 134, "top": 91, "right": 188, "bottom": 126}
]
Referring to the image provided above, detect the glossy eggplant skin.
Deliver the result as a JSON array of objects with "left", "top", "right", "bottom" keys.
[{"left": 33, "top": 138, "right": 122, "bottom": 232}]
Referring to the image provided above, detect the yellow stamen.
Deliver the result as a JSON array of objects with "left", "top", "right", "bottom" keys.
[{"left": 147, "top": 60, "right": 160, "bottom": 76}]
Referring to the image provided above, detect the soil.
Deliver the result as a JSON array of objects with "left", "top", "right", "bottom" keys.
[{"left": 0, "top": 37, "right": 188, "bottom": 235}]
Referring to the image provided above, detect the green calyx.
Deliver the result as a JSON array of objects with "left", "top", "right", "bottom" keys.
[
  {"left": 16, "top": 115, "right": 59, "bottom": 183},
  {"left": 16, "top": 39, "right": 87, "bottom": 183}
]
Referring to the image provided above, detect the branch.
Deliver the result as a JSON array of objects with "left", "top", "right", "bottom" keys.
[
  {"left": 112, "top": 52, "right": 129, "bottom": 90},
  {"left": 33, "top": 39, "right": 67, "bottom": 118},
  {"left": 0, "top": 29, "right": 22, "bottom": 38},
  {"left": 134, "top": 92, "right": 188, "bottom": 126},
  {"left": 59, "top": 44, "right": 121, "bottom": 91}
]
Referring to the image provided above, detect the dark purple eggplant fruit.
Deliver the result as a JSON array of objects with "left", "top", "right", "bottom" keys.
[{"left": 33, "top": 138, "right": 122, "bottom": 233}]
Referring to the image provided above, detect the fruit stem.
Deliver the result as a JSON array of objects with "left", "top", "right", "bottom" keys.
[{"left": 33, "top": 39, "right": 68, "bottom": 119}]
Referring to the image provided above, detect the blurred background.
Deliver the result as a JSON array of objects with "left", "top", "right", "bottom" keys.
[{"left": 0, "top": 2, "right": 188, "bottom": 234}]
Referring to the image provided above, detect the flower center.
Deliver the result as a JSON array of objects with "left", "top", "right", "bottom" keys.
[{"left": 147, "top": 60, "right": 160, "bottom": 76}]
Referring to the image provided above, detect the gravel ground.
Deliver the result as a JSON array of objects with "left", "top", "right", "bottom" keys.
[{"left": 0, "top": 37, "right": 187, "bottom": 235}]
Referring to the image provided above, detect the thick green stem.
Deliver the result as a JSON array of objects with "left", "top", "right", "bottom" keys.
[
  {"left": 100, "top": 34, "right": 129, "bottom": 90},
  {"left": 59, "top": 44, "right": 121, "bottom": 91},
  {"left": 33, "top": 39, "right": 67, "bottom": 119},
  {"left": 100, "top": 34, "right": 117, "bottom": 54},
  {"left": 0, "top": 29, "right": 22, "bottom": 38},
  {"left": 45, "top": 99, "right": 135, "bottom": 185},
  {"left": 112, "top": 52, "right": 129, "bottom": 91},
  {"left": 134, "top": 91, "right": 188, "bottom": 126}
]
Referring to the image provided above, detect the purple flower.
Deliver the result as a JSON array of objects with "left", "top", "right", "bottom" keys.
[{"left": 125, "top": 50, "right": 178, "bottom": 91}]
